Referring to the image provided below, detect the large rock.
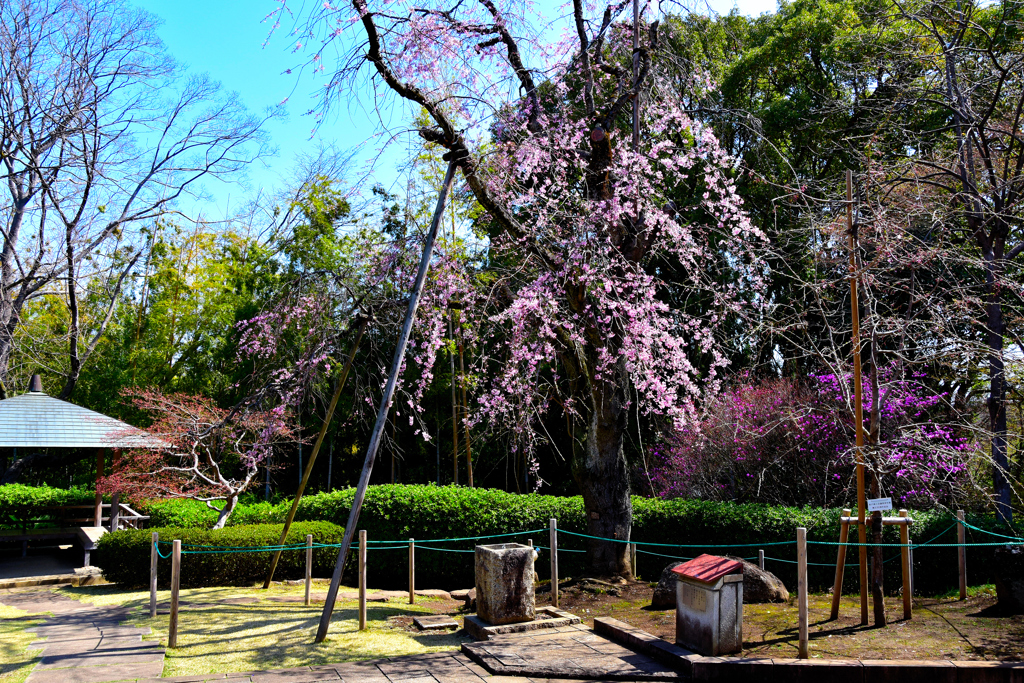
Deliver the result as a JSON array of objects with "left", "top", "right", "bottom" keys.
[
  {"left": 649, "top": 558, "right": 789, "bottom": 610},
  {"left": 994, "top": 545, "right": 1024, "bottom": 613},
  {"left": 475, "top": 543, "right": 536, "bottom": 625},
  {"left": 725, "top": 556, "right": 789, "bottom": 603},
  {"left": 651, "top": 562, "right": 682, "bottom": 609}
]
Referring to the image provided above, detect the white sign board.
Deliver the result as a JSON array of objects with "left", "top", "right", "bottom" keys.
[{"left": 867, "top": 497, "right": 892, "bottom": 512}]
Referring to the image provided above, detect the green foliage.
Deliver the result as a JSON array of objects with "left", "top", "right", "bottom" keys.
[
  {"left": 0, "top": 484, "right": 96, "bottom": 529},
  {"left": 94, "top": 521, "right": 345, "bottom": 588}
]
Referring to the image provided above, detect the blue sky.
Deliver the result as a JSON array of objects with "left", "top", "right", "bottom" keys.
[{"left": 135, "top": 0, "right": 777, "bottom": 220}]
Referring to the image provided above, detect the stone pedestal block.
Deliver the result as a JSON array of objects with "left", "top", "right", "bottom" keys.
[
  {"left": 474, "top": 543, "right": 536, "bottom": 625},
  {"left": 673, "top": 554, "right": 744, "bottom": 656}
]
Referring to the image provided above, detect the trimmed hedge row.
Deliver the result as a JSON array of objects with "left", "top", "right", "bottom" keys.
[
  {"left": 11, "top": 483, "right": 1010, "bottom": 594},
  {"left": 93, "top": 521, "right": 345, "bottom": 588},
  {"left": 0, "top": 484, "right": 97, "bottom": 530}
]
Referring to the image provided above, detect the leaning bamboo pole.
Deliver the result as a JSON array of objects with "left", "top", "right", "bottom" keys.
[
  {"left": 262, "top": 313, "right": 369, "bottom": 588},
  {"left": 314, "top": 160, "right": 458, "bottom": 643}
]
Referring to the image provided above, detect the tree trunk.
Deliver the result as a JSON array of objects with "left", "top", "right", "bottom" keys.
[
  {"left": 212, "top": 495, "right": 238, "bottom": 529},
  {"left": 986, "top": 259, "right": 1012, "bottom": 523},
  {"left": 572, "top": 369, "right": 632, "bottom": 578}
]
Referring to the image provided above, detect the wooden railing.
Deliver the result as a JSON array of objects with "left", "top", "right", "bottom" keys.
[{"left": 0, "top": 503, "right": 149, "bottom": 532}]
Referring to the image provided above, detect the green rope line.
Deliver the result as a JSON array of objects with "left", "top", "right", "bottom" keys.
[
  {"left": 960, "top": 520, "right": 1024, "bottom": 541},
  {"left": 809, "top": 539, "right": 1024, "bottom": 548},
  {"left": 364, "top": 528, "right": 546, "bottom": 544},
  {"left": 155, "top": 543, "right": 171, "bottom": 559},
  {"left": 535, "top": 545, "right": 586, "bottom": 553},
  {"left": 416, "top": 545, "right": 476, "bottom": 553},
  {"left": 557, "top": 529, "right": 794, "bottom": 548}
]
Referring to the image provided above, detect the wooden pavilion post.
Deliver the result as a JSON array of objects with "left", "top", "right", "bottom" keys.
[{"left": 93, "top": 448, "right": 105, "bottom": 527}]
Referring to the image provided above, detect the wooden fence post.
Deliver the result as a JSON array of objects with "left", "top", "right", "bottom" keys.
[
  {"left": 358, "top": 530, "right": 367, "bottom": 630},
  {"left": 898, "top": 509, "right": 912, "bottom": 620},
  {"left": 631, "top": 543, "right": 637, "bottom": 578},
  {"left": 109, "top": 492, "right": 120, "bottom": 532},
  {"left": 150, "top": 532, "right": 159, "bottom": 618},
  {"left": 168, "top": 540, "right": 181, "bottom": 648},
  {"left": 305, "top": 534, "right": 313, "bottom": 607},
  {"left": 409, "top": 538, "right": 415, "bottom": 605},
  {"left": 797, "top": 527, "right": 808, "bottom": 659},
  {"left": 957, "top": 510, "right": 967, "bottom": 600},
  {"left": 830, "top": 508, "right": 851, "bottom": 620},
  {"left": 549, "top": 519, "right": 559, "bottom": 608},
  {"left": 758, "top": 549, "right": 765, "bottom": 571}
]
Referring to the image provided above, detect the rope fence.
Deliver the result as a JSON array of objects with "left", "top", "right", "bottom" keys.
[{"left": 148, "top": 511, "right": 1021, "bottom": 649}]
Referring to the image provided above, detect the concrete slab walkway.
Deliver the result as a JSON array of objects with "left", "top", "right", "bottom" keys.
[
  {"left": 1, "top": 588, "right": 682, "bottom": 683},
  {"left": 1, "top": 589, "right": 163, "bottom": 683}
]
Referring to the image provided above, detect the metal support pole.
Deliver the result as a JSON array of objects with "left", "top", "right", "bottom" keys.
[
  {"left": 150, "top": 532, "right": 159, "bottom": 618},
  {"left": 797, "top": 527, "right": 808, "bottom": 659},
  {"left": 358, "top": 530, "right": 367, "bottom": 631},
  {"left": 169, "top": 540, "right": 181, "bottom": 648},
  {"left": 314, "top": 161, "right": 458, "bottom": 643},
  {"left": 549, "top": 518, "right": 559, "bottom": 607},
  {"left": 305, "top": 534, "right": 313, "bottom": 607}
]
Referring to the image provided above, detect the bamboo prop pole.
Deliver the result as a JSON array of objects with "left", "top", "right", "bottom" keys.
[
  {"left": 550, "top": 518, "right": 559, "bottom": 607},
  {"left": 797, "top": 527, "right": 808, "bottom": 659},
  {"left": 305, "top": 534, "right": 313, "bottom": 607},
  {"left": 169, "top": 540, "right": 181, "bottom": 648},
  {"left": 315, "top": 160, "right": 459, "bottom": 643},
  {"left": 409, "top": 538, "right": 415, "bottom": 604},
  {"left": 263, "top": 313, "right": 369, "bottom": 589},
  {"left": 358, "top": 530, "right": 367, "bottom": 630},
  {"left": 899, "top": 510, "right": 911, "bottom": 620},
  {"left": 958, "top": 510, "right": 967, "bottom": 599},
  {"left": 150, "top": 532, "right": 159, "bottom": 618},
  {"left": 830, "top": 508, "right": 852, "bottom": 620},
  {"left": 848, "top": 170, "right": 869, "bottom": 625}
]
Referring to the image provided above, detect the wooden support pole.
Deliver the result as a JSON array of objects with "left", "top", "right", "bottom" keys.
[
  {"left": 631, "top": 543, "right": 637, "bottom": 578},
  {"left": 150, "top": 532, "right": 159, "bottom": 618},
  {"left": 315, "top": 161, "right": 458, "bottom": 643},
  {"left": 264, "top": 314, "right": 369, "bottom": 588},
  {"left": 549, "top": 518, "right": 559, "bottom": 608},
  {"left": 797, "top": 527, "right": 808, "bottom": 659},
  {"left": 94, "top": 448, "right": 105, "bottom": 527},
  {"left": 358, "top": 530, "right": 367, "bottom": 631},
  {"left": 305, "top": 534, "right": 313, "bottom": 607},
  {"left": 109, "top": 492, "right": 120, "bottom": 532},
  {"left": 169, "top": 540, "right": 181, "bottom": 648},
  {"left": 409, "top": 538, "right": 415, "bottom": 605},
  {"left": 957, "top": 510, "right": 967, "bottom": 600},
  {"left": 759, "top": 549, "right": 765, "bottom": 571},
  {"left": 830, "top": 508, "right": 852, "bottom": 620},
  {"left": 847, "top": 170, "right": 869, "bottom": 626},
  {"left": 899, "top": 509, "right": 911, "bottom": 620}
]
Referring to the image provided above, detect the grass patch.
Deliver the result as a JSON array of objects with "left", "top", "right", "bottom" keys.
[
  {"left": 0, "top": 603, "right": 43, "bottom": 683},
  {"left": 58, "top": 584, "right": 468, "bottom": 678}
]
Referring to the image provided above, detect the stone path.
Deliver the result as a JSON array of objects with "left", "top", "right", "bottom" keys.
[
  {"left": 1, "top": 589, "right": 164, "bottom": 683},
  {"left": 1, "top": 589, "right": 679, "bottom": 683}
]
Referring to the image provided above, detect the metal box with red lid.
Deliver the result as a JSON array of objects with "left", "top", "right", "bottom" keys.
[{"left": 672, "top": 554, "right": 744, "bottom": 655}]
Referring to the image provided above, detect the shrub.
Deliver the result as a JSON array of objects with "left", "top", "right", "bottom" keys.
[
  {"left": 94, "top": 521, "right": 344, "bottom": 587},
  {"left": 0, "top": 484, "right": 96, "bottom": 529}
]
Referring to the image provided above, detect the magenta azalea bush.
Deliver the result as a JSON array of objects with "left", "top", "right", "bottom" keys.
[{"left": 649, "top": 372, "right": 970, "bottom": 508}]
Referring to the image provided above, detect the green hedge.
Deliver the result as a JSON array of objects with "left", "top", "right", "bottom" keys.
[
  {"left": 11, "top": 483, "right": 1011, "bottom": 594},
  {"left": 94, "top": 521, "right": 345, "bottom": 588},
  {"left": 0, "top": 484, "right": 96, "bottom": 530}
]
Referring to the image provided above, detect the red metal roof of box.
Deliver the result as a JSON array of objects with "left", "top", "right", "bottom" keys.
[{"left": 671, "top": 554, "right": 743, "bottom": 584}]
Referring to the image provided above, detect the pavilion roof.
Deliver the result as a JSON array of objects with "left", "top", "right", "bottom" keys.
[{"left": 0, "top": 379, "right": 162, "bottom": 449}]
